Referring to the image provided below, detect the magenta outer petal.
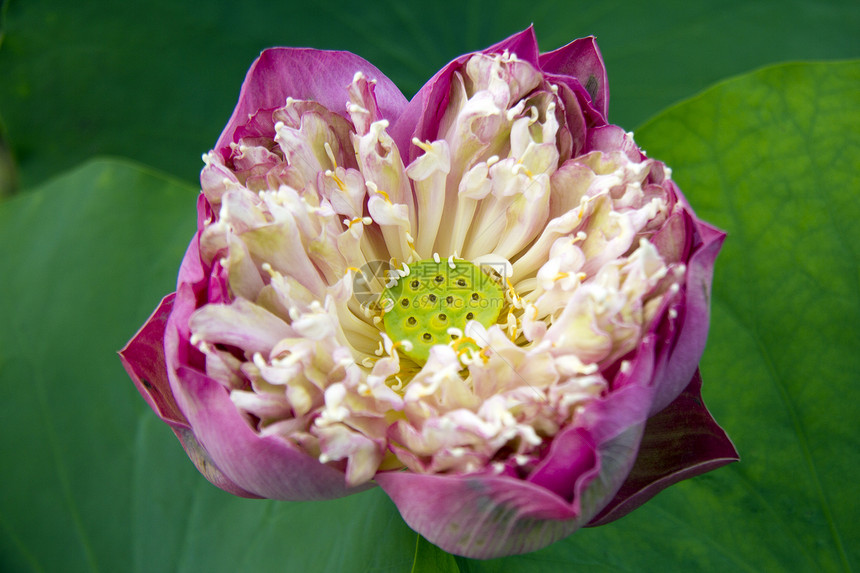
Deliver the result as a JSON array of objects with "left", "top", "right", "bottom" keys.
[
  {"left": 164, "top": 232, "right": 370, "bottom": 501},
  {"left": 588, "top": 370, "right": 738, "bottom": 526},
  {"left": 539, "top": 36, "right": 609, "bottom": 121},
  {"left": 389, "top": 27, "right": 541, "bottom": 164},
  {"left": 214, "top": 48, "right": 408, "bottom": 153},
  {"left": 650, "top": 216, "right": 726, "bottom": 415},
  {"left": 169, "top": 362, "right": 371, "bottom": 500},
  {"left": 119, "top": 293, "right": 258, "bottom": 498},
  {"left": 120, "top": 293, "right": 187, "bottom": 427},
  {"left": 376, "top": 422, "right": 644, "bottom": 559}
]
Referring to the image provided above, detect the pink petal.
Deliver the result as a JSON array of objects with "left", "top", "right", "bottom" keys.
[
  {"left": 588, "top": 369, "right": 738, "bottom": 526},
  {"left": 215, "top": 48, "right": 408, "bottom": 153},
  {"left": 119, "top": 293, "right": 187, "bottom": 427},
  {"left": 375, "top": 419, "right": 644, "bottom": 558},
  {"left": 649, "top": 214, "right": 726, "bottom": 415},
  {"left": 525, "top": 428, "right": 597, "bottom": 503},
  {"left": 119, "top": 293, "right": 258, "bottom": 498},
  {"left": 170, "top": 363, "right": 369, "bottom": 500},
  {"left": 539, "top": 36, "right": 609, "bottom": 121}
]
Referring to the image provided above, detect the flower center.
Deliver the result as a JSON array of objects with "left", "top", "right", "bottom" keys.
[{"left": 380, "top": 258, "right": 505, "bottom": 364}]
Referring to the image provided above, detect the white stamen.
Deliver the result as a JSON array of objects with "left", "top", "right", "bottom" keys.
[
  {"left": 394, "top": 375, "right": 404, "bottom": 388},
  {"left": 411, "top": 137, "right": 434, "bottom": 153}
]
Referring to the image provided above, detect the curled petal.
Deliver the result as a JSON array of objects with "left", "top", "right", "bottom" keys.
[{"left": 216, "top": 48, "right": 408, "bottom": 154}]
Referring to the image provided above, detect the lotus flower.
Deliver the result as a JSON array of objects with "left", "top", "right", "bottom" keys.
[{"left": 120, "top": 27, "right": 737, "bottom": 558}]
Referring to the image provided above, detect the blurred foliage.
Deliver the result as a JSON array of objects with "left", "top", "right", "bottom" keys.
[{"left": 0, "top": 134, "right": 17, "bottom": 198}]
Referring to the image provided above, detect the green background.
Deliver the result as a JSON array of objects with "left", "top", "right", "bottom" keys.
[{"left": 1, "top": 0, "right": 858, "bottom": 571}]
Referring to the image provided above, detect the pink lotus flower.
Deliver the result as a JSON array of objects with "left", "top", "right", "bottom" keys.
[{"left": 120, "top": 27, "right": 737, "bottom": 558}]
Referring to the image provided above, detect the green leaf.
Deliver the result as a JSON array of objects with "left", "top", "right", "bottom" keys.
[
  {"left": 454, "top": 60, "right": 860, "bottom": 572},
  {"left": 411, "top": 535, "right": 460, "bottom": 573},
  {"left": 1, "top": 0, "right": 858, "bottom": 190},
  {"left": 0, "top": 160, "right": 417, "bottom": 572}
]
